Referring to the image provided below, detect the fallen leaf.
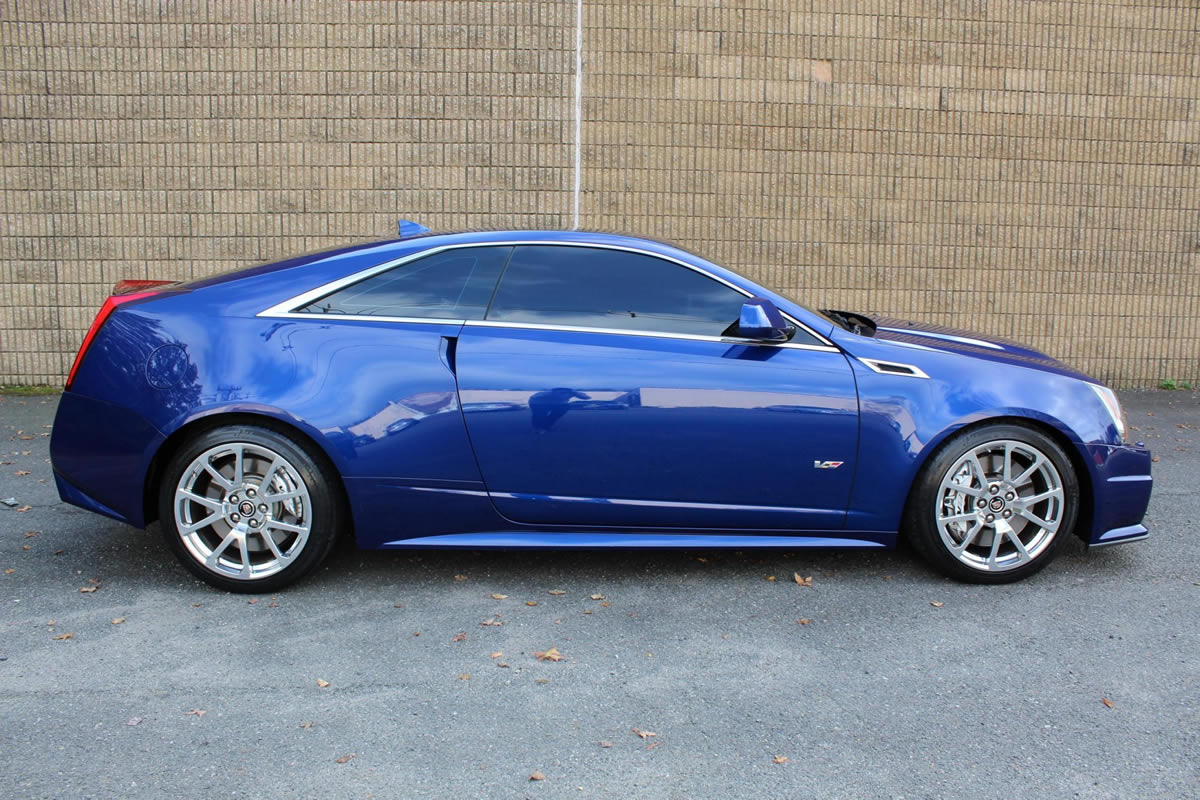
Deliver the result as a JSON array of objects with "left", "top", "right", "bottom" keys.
[
  {"left": 529, "top": 771, "right": 545, "bottom": 781},
  {"left": 773, "top": 755, "right": 789, "bottom": 764},
  {"left": 191, "top": 602, "right": 202, "bottom": 607},
  {"left": 1151, "top": 456, "right": 1160, "bottom": 462},
  {"left": 646, "top": 741, "right": 661, "bottom": 750},
  {"left": 18, "top": 435, "right": 33, "bottom": 440},
  {"left": 930, "top": 601, "right": 945, "bottom": 608},
  {"left": 796, "top": 618, "right": 812, "bottom": 625},
  {"left": 696, "top": 556, "right": 709, "bottom": 563},
  {"left": 490, "top": 651, "right": 503, "bottom": 659},
  {"left": 793, "top": 573, "right": 813, "bottom": 586},
  {"left": 497, "top": 662, "right": 510, "bottom": 668},
  {"left": 765, "top": 575, "right": 777, "bottom": 581},
  {"left": 185, "top": 709, "right": 206, "bottom": 717},
  {"left": 23, "top": 531, "right": 37, "bottom": 538},
  {"left": 451, "top": 632, "right": 468, "bottom": 642},
  {"left": 125, "top": 716, "right": 143, "bottom": 726},
  {"left": 632, "top": 728, "right": 657, "bottom": 740},
  {"left": 299, "top": 721, "right": 314, "bottom": 729},
  {"left": 3, "top": 568, "right": 13, "bottom": 575},
  {"left": 480, "top": 616, "right": 504, "bottom": 627},
  {"left": 268, "top": 601, "right": 279, "bottom": 608},
  {"left": 599, "top": 601, "right": 611, "bottom": 608},
  {"left": 548, "top": 589, "right": 566, "bottom": 595},
  {"left": 459, "top": 673, "right": 471, "bottom": 680},
  {"left": 47, "top": 619, "right": 55, "bottom": 625},
  {"left": 335, "top": 754, "right": 355, "bottom": 764},
  {"left": 316, "top": 679, "right": 331, "bottom": 688},
  {"left": 79, "top": 585, "right": 97, "bottom": 593},
  {"left": 16, "top": 505, "right": 31, "bottom": 512},
  {"left": 535, "top": 647, "right": 563, "bottom": 662},
  {"left": 883, "top": 575, "right": 893, "bottom": 580},
  {"left": 589, "top": 593, "right": 605, "bottom": 600},
  {"left": 111, "top": 617, "right": 125, "bottom": 625},
  {"left": 53, "top": 632, "right": 73, "bottom": 640},
  {"left": 491, "top": 593, "right": 508, "bottom": 600},
  {"left": 1102, "top": 697, "right": 1115, "bottom": 709},
  {"left": 599, "top": 740, "right": 613, "bottom": 748},
  {"left": 246, "top": 598, "right": 258, "bottom": 605},
  {"left": 21, "top": 545, "right": 30, "bottom": 550},
  {"left": 393, "top": 602, "right": 404, "bottom": 608},
  {"left": 454, "top": 574, "right": 468, "bottom": 582},
  {"left": 583, "top": 609, "right": 593, "bottom": 615},
  {"left": 413, "top": 631, "right": 420, "bottom": 636},
  {"left": 54, "top": 549, "right": 65, "bottom": 556},
  {"left": 15, "top": 470, "right": 30, "bottom": 476},
  {"left": 526, "top": 601, "right": 538, "bottom": 606}
]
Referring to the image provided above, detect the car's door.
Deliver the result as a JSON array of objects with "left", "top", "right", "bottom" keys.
[{"left": 454, "top": 244, "right": 860, "bottom": 531}]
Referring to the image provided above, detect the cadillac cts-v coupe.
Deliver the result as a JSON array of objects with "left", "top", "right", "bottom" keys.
[{"left": 50, "top": 224, "right": 1152, "bottom": 591}]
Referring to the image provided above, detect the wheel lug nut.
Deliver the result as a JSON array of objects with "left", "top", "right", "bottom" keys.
[
  {"left": 1006, "top": 492, "right": 1014, "bottom": 500},
  {"left": 259, "top": 504, "right": 268, "bottom": 513},
  {"left": 986, "top": 513, "right": 995, "bottom": 522},
  {"left": 249, "top": 519, "right": 259, "bottom": 528},
  {"left": 247, "top": 489, "right": 256, "bottom": 498},
  {"left": 230, "top": 494, "right": 239, "bottom": 503},
  {"left": 231, "top": 513, "right": 240, "bottom": 522},
  {"left": 1003, "top": 510, "right": 1012, "bottom": 518},
  {"left": 989, "top": 485, "right": 999, "bottom": 494},
  {"left": 976, "top": 499, "right": 986, "bottom": 509}
]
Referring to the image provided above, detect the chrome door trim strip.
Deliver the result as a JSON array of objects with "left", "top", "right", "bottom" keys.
[{"left": 256, "top": 239, "right": 835, "bottom": 348}]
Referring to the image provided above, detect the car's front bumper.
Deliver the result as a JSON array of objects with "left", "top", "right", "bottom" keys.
[{"left": 1078, "top": 442, "right": 1153, "bottom": 547}]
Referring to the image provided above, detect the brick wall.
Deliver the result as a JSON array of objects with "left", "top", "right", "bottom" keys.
[{"left": 1, "top": 1, "right": 1197, "bottom": 386}]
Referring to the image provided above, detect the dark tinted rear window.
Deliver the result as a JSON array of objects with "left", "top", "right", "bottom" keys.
[
  {"left": 486, "top": 245, "right": 746, "bottom": 336},
  {"left": 298, "top": 246, "right": 511, "bottom": 319}
]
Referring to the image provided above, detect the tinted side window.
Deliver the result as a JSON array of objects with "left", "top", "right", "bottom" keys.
[
  {"left": 486, "top": 246, "right": 747, "bottom": 336},
  {"left": 298, "top": 246, "right": 511, "bottom": 319}
]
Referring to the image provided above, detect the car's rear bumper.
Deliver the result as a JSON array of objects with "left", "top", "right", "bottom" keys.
[
  {"left": 1078, "top": 442, "right": 1153, "bottom": 547},
  {"left": 50, "top": 390, "right": 164, "bottom": 528}
]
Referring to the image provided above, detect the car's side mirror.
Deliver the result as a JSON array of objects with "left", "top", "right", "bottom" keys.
[{"left": 736, "top": 297, "right": 793, "bottom": 342}]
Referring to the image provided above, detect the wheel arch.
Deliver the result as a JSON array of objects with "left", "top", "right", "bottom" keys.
[
  {"left": 142, "top": 409, "right": 352, "bottom": 533},
  {"left": 900, "top": 415, "right": 1094, "bottom": 544}
]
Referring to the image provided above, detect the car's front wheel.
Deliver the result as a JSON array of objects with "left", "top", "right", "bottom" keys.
[
  {"left": 158, "top": 424, "right": 343, "bottom": 592},
  {"left": 905, "top": 424, "right": 1078, "bottom": 583}
]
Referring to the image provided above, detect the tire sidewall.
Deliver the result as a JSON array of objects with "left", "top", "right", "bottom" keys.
[{"left": 158, "top": 424, "right": 341, "bottom": 593}]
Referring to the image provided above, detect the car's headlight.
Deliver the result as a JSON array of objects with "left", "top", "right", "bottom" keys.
[{"left": 1088, "top": 383, "right": 1127, "bottom": 442}]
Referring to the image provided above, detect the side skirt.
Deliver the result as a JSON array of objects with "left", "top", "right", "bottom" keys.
[{"left": 380, "top": 532, "right": 891, "bottom": 549}]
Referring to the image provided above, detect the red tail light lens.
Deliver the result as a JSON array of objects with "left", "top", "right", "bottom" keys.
[{"left": 64, "top": 288, "right": 167, "bottom": 390}]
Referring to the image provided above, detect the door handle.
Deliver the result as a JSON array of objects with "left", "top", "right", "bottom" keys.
[{"left": 439, "top": 335, "right": 458, "bottom": 374}]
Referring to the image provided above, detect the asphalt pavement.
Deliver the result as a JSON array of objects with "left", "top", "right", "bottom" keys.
[{"left": 1, "top": 390, "right": 1197, "bottom": 799}]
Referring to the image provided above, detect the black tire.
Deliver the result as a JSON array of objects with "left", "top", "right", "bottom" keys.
[
  {"left": 158, "top": 424, "right": 344, "bottom": 592},
  {"left": 904, "top": 423, "right": 1078, "bottom": 584}
]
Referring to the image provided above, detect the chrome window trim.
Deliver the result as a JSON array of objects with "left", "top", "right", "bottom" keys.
[
  {"left": 256, "top": 239, "right": 836, "bottom": 348},
  {"left": 858, "top": 357, "right": 930, "bottom": 379}
]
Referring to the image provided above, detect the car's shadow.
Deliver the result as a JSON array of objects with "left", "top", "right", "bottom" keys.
[{"left": 80, "top": 518, "right": 1137, "bottom": 595}]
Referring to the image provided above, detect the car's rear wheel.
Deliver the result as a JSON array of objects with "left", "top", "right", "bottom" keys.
[
  {"left": 905, "top": 424, "right": 1078, "bottom": 583},
  {"left": 158, "top": 425, "right": 342, "bottom": 592}
]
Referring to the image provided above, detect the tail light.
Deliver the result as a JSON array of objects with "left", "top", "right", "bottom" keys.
[{"left": 64, "top": 281, "right": 175, "bottom": 390}]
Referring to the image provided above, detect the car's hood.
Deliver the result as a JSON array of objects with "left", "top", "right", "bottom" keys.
[{"left": 856, "top": 314, "right": 1089, "bottom": 379}]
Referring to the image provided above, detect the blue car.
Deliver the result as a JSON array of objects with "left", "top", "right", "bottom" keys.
[{"left": 50, "top": 225, "right": 1153, "bottom": 592}]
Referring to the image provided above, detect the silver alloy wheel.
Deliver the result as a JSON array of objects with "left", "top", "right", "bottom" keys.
[
  {"left": 173, "top": 442, "right": 313, "bottom": 581},
  {"left": 935, "top": 438, "right": 1065, "bottom": 572}
]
